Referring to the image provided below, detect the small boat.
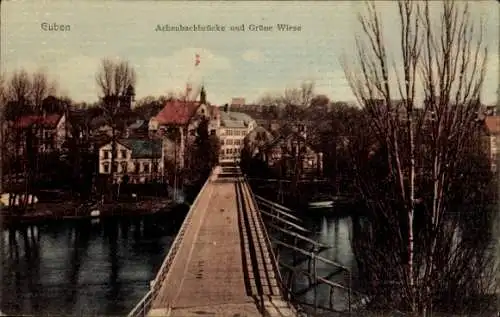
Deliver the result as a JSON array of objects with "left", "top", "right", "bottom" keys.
[
  {"left": 308, "top": 200, "right": 334, "bottom": 209},
  {"left": 307, "top": 193, "right": 334, "bottom": 210}
]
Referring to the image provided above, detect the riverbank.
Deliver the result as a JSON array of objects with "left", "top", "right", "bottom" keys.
[{"left": 1, "top": 197, "right": 178, "bottom": 227}]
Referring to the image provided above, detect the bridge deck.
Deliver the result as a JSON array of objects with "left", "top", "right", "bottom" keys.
[{"left": 149, "top": 168, "right": 297, "bottom": 317}]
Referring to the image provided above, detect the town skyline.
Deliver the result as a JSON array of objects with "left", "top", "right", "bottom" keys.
[{"left": 1, "top": 1, "right": 499, "bottom": 106}]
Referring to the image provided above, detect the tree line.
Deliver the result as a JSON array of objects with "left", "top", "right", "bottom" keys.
[{"left": 0, "top": 59, "right": 219, "bottom": 208}]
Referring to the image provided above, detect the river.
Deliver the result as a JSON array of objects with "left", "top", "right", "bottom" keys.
[
  {"left": 1, "top": 208, "right": 497, "bottom": 316},
  {"left": 1, "top": 214, "right": 185, "bottom": 316}
]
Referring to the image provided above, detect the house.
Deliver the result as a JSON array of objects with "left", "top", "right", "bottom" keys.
[
  {"left": 219, "top": 109, "right": 257, "bottom": 163},
  {"left": 243, "top": 126, "right": 274, "bottom": 158},
  {"left": 262, "top": 126, "right": 323, "bottom": 178},
  {"left": 483, "top": 116, "right": 500, "bottom": 172},
  {"left": 124, "top": 119, "right": 149, "bottom": 138},
  {"left": 14, "top": 113, "right": 71, "bottom": 153},
  {"left": 148, "top": 86, "right": 220, "bottom": 168},
  {"left": 98, "top": 138, "right": 163, "bottom": 184}
]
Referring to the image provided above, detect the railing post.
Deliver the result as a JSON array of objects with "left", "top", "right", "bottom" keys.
[
  {"left": 348, "top": 270, "right": 352, "bottom": 316},
  {"left": 312, "top": 251, "right": 317, "bottom": 316}
]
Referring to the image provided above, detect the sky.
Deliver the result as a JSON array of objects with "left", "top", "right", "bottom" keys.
[{"left": 1, "top": 0, "right": 498, "bottom": 106}]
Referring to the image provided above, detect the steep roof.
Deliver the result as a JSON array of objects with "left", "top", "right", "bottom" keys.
[
  {"left": 128, "top": 120, "right": 148, "bottom": 130},
  {"left": 244, "top": 126, "right": 274, "bottom": 143},
  {"left": 154, "top": 99, "right": 200, "bottom": 125},
  {"left": 15, "top": 114, "right": 63, "bottom": 129},
  {"left": 117, "top": 139, "right": 162, "bottom": 159},
  {"left": 220, "top": 111, "right": 255, "bottom": 128}
]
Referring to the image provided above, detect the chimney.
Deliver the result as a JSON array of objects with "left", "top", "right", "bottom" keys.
[{"left": 224, "top": 103, "right": 230, "bottom": 113}]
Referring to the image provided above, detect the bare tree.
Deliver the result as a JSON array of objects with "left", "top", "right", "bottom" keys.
[
  {"left": 95, "top": 58, "right": 136, "bottom": 197},
  {"left": 282, "top": 81, "right": 315, "bottom": 120},
  {"left": 342, "top": 0, "right": 495, "bottom": 315},
  {"left": 7, "top": 69, "right": 32, "bottom": 107},
  {"left": 0, "top": 73, "right": 6, "bottom": 189},
  {"left": 31, "top": 70, "right": 58, "bottom": 114}
]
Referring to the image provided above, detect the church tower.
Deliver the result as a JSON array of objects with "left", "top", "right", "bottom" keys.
[{"left": 200, "top": 85, "right": 207, "bottom": 105}]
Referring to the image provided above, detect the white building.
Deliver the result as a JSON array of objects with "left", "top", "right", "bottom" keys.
[
  {"left": 219, "top": 110, "right": 256, "bottom": 163},
  {"left": 98, "top": 139, "right": 163, "bottom": 184}
]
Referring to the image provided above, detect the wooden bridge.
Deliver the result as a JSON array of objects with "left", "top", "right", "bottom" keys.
[{"left": 128, "top": 165, "right": 301, "bottom": 317}]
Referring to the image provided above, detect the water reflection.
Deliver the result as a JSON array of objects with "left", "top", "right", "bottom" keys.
[
  {"left": 285, "top": 214, "right": 357, "bottom": 311},
  {"left": 1, "top": 214, "right": 180, "bottom": 316}
]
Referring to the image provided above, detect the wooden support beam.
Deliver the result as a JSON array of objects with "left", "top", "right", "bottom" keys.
[
  {"left": 271, "top": 239, "right": 349, "bottom": 271},
  {"left": 267, "top": 223, "right": 331, "bottom": 249},
  {"left": 255, "top": 196, "right": 303, "bottom": 222},
  {"left": 259, "top": 210, "right": 310, "bottom": 233}
]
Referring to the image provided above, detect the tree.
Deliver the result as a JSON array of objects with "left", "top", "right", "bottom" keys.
[
  {"left": 133, "top": 95, "right": 169, "bottom": 120},
  {"left": 95, "top": 58, "right": 136, "bottom": 197},
  {"left": 188, "top": 117, "right": 220, "bottom": 181},
  {"left": 282, "top": 81, "right": 315, "bottom": 121},
  {"left": 341, "top": 1, "right": 496, "bottom": 315}
]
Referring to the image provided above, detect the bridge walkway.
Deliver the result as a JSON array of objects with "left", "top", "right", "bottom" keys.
[{"left": 148, "top": 166, "right": 298, "bottom": 317}]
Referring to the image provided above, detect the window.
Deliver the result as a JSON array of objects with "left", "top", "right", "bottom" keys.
[
  {"left": 103, "top": 163, "right": 110, "bottom": 173},
  {"left": 210, "top": 129, "right": 216, "bottom": 135},
  {"left": 134, "top": 162, "right": 140, "bottom": 173},
  {"left": 152, "top": 162, "right": 159, "bottom": 173},
  {"left": 143, "top": 163, "right": 150, "bottom": 173},
  {"left": 120, "top": 161, "right": 128, "bottom": 173},
  {"left": 120, "top": 150, "right": 127, "bottom": 159},
  {"left": 103, "top": 150, "right": 110, "bottom": 159}
]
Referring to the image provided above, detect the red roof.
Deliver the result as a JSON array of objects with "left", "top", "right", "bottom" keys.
[
  {"left": 15, "top": 114, "right": 62, "bottom": 129},
  {"left": 154, "top": 99, "right": 200, "bottom": 125},
  {"left": 154, "top": 100, "right": 220, "bottom": 125},
  {"left": 485, "top": 116, "right": 500, "bottom": 135}
]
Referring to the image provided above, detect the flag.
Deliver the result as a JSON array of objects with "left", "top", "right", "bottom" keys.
[
  {"left": 195, "top": 54, "right": 200, "bottom": 66},
  {"left": 185, "top": 83, "right": 192, "bottom": 97}
]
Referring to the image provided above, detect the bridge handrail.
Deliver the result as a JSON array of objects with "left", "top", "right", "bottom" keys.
[
  {"left": 127, "top": 169, "right": 215, "bottom": 317},
  {"left": 243, "top": 176, "right": 306, "bottom": 316},
  {"left": 127, "top": 290, "right": 153, "bottom": 317},
  {"left": 151, "top": 170, "right": 214, "bottom": 293}
]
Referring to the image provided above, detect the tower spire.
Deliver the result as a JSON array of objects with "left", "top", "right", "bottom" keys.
[{"left": 200, "top": 85, "right": 206, "bottom": 104}]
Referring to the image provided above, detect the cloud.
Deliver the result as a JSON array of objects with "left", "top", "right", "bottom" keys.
[{"left": 241, "top": 50, "right": 264, "bottom": 63}]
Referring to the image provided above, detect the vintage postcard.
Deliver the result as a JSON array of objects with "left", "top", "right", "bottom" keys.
[{"left": 0, "top": 1, "right": 498, "bottom": 316}]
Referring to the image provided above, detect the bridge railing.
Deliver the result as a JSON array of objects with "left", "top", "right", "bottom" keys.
[
  {"left": 243, "top": 176, "right": 308, "bottom": 317},
  {"left": 127, "top": 169, "right": 215, "bottom": 317}
]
